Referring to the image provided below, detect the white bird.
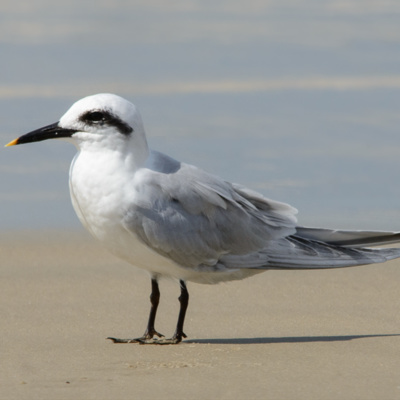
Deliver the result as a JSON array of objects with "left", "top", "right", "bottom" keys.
[{"left": 6, "top": 93, "right": 400, "bottom": 344}]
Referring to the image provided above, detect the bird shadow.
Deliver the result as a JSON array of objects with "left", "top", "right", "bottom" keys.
[{"left": 185, "top": 333, "right": 400, "bottom": 345}]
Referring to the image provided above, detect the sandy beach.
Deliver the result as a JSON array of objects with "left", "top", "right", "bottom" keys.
[{"left": 1, "top": 230, "right": 400, "bottom": 399}]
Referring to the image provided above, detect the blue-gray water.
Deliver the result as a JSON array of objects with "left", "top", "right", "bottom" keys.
[{"left": 1, "top": 1, "right": 400, "bottom": 231}]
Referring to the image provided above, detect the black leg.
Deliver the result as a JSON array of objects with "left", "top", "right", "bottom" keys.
[
  {"left": 107, "top": 279, "right": 189, "bottom": 345},
  {"left": 171, "top": 280, "right": 189, "bottom": 342},
  {"left": 139, "top": 280, "right": 189, "bottom": 345},
  {"left": 141, "top": 278, "right": 164, "bottom": 340},
  {"left": 107, "top": 278, "right": 164, "bottom": 343}
]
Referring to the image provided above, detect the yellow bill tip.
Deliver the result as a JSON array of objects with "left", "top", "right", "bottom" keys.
[{"left": 5, "top": 138, "right": 19, "bottom": 147}]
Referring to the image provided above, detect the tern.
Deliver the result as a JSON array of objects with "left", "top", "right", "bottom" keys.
[{"left": 6, "top": 93, "right": 400, "bottom": 344}]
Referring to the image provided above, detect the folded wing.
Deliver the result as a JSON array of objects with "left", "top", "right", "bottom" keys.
[{"left": 124, "top": 153, "right": 400, "bottom": 274}]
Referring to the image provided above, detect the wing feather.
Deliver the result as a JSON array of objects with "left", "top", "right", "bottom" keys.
[{"left": 123, "top": 161, "right": 297, "bottom": 269}]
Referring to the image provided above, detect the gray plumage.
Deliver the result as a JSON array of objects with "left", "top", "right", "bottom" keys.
[{"left": 123, "top": 150, "right": 400, "bottom": 280}]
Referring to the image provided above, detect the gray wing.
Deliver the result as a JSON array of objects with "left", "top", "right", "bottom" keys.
[
  {"left": 123, "top": 152, "right": 400, "bottom": 272},
  {"left": 123, "top": 156, "right": 297, "bottom": 269}
]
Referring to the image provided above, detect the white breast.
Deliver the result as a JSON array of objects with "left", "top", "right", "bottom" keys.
[{"left": 68, "top": 149, "right": 194, "bottom": 280}]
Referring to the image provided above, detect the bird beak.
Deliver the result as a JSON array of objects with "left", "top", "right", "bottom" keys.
[{"left": 5, "top": 122, "right": 77, "bottom": 147}]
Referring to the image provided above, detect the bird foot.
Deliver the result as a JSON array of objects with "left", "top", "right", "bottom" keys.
[
  {"left": 107, "top": 330, "right": 165, "bottom": 344},
  {"left": 107, "top": 331, "right": 186, "bottom": 345},
  {"left": 107, "top": 337, "right": 144, "bottom": 343},
  {"left": 137, "top": 332, "right": 186, "bottom": 345}
]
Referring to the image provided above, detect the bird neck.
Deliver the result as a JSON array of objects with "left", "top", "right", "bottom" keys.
[{"left": 77, "top": 133, "right": 150, "bottom": 172}]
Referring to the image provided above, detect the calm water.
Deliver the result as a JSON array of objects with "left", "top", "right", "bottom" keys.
[{"left": 1, "top": 1, "right": 400, "bottom": 231}]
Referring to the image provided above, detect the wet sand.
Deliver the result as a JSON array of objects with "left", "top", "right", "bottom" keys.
[{"left": 1, "top": 231, "right": 400, "bottom": 399}]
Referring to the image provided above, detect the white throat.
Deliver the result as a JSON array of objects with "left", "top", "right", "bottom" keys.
[{"left": 68, "top": 134, "right": 148, "bottom": 242}]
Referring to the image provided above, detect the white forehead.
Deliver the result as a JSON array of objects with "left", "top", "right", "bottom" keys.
[{"left": 59, "top": 93, "right": 138, "bottom": 126}]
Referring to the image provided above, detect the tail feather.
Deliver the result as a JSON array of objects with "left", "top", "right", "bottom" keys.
[
  {"left": 220, "top": 235, "right": 400, "bottom": 271},
  {"left": 266, "top": 236, "right": 400, "bottom": 270},
  {"left": 295, "top": 226, "right": 400, "bottom": 248}
]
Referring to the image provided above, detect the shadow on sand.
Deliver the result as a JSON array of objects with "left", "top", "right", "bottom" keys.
[{"left": 185, "top": 333, "right": 400, "bottom": 345}]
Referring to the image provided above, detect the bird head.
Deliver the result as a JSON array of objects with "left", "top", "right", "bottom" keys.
[{"left": 6, "top": 93, "right": 148, "bottom": 154}]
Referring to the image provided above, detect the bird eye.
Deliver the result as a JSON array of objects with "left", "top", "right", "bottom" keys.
[
  {"left": 86, "top": 111, "right": 106, "bottom": 123},
  {"left": 79, "top": 109, "right": 133, "bottom": 134}
]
